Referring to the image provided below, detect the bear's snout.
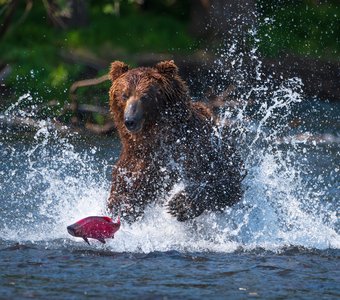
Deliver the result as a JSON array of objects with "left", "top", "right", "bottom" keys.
[{"left": 124, "top": 99, "right": 144, "bottom": 133}]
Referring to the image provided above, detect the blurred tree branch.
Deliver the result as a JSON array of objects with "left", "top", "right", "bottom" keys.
[
  {"left": 0, "top": 0, "right": 88, "bottom": 41},
  {"left": 42, "top": 0, "right": 88, "bottom": 28},
  {"left": 0, "top": 0, "right": 32, "bottom": 39}
]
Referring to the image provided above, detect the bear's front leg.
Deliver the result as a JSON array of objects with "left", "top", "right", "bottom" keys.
[
  {"left": 108, "top": 193, "right": 135, "bottom": 219},
  {"left": 167, "top": 186, "right": 208, "bottom": 221},
  {"left": 107, "top": 164, "right": 160, "bottom": 223}
]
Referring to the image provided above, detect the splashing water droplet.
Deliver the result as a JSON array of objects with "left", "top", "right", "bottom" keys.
[{"left": 0, "top": 27, "right": 339, "bottom": 252}]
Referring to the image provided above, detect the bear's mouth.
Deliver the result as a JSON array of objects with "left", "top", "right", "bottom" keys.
[{"left": 125, "top": 119, "right": 144, "bottom": 133}]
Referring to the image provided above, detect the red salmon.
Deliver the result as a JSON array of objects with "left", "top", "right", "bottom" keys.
[{"left": 67, "top": 216, "right": 120, "bottom": 245}]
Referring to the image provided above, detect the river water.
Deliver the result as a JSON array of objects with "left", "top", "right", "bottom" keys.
[
  {"left": 0, "top": 96, "right": 339, "bottom": 299},
  {"left": 0, "top": 47, "right": 339, "bottom": 299}
]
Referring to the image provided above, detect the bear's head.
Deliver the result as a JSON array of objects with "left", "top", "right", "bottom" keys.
[{"left": 109, "top": 60, "right": 190, "bottom": 134}]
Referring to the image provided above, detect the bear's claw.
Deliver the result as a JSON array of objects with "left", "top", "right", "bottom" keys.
[{"left": 167, "top": 191, "right": 205, "bottom": 222}]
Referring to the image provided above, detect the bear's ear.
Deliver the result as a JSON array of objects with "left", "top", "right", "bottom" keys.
[
  {"left": 109, "top": 61, "right": 129, "bottom": 81},
  {"left": 155, "top": 60, "right": 178, "bottom": 77}
]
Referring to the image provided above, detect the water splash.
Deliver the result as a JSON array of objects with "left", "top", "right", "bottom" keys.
[{"left": 0, "top": 38, "right": 339, "bottom": 253}]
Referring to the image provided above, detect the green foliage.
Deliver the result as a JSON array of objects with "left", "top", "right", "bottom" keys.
[
  {"left": 0, "top": 0, "right": 195, "bottom": 110},
  {"left": 66, "top": 2, "right": 194, "bottom": 53},
  {"left": 1, "top": 0, "right": 338, "bottom": 123},
  {"left": 92, "top": 112, "right": 106, "bottom": 125},
  {"left": 50, "top": 64, "right": 69, "bottom": 87},
  {"left": 257, "top": 1, "right": 339, "bottom": 59}
]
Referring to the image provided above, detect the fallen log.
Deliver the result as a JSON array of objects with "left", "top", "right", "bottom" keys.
[
  {"left": 85, "top": 121, "right": 115, "bottom": 135},
  {"left": 68, "top": 74, "right": 109, "bottom": 124},
  {"left": 0, "top": 114, "right": 69, "bottom": 132},
  {"left": 69, "top": 74, "right": 109, "bottom": 94}
]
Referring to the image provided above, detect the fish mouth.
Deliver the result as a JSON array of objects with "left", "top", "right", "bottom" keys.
[{"left": 67, "top": 225, "right": 76, "bottom": 236}]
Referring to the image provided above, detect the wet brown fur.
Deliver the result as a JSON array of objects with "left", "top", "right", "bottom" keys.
[{"left": 107, "top": 60, "right": 245, "bottom": 222}]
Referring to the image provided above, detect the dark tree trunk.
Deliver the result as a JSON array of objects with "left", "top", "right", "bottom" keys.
[
  {"left": 189, "top": 0, "right": 256, "bottom": 39},
  {"left": 0, "top": 0, "right": 19, "bottom": 39},
  {"left": 43, "top": 0, "right": 88, "bottom": 29}
]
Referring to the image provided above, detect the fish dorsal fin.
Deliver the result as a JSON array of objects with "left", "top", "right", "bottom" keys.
[
  {"left": 102, "top": 216, "right": 112, "bottom": 222},
  {"left": 83, "top": 237, "right": 90, "bottom": 245}
]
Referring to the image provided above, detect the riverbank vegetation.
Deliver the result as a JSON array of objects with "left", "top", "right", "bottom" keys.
[
  {"left": 257, "top": 0, "right": 339, "bottom": 59},
  {"left": 0, "top": 0, "right": 338, "bottom": 127}
]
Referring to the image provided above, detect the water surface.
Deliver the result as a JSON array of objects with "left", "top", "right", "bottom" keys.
[{"left": 0, "top": 70, "right": 339, "bottom": 298}]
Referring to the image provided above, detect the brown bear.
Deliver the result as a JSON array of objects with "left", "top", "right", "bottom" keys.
[{"left": 107, "top": 60, "right": 245, "bottom": 223}]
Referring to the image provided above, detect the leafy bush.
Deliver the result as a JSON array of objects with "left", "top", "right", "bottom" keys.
[{"left": 257, "top": 1, "right": 339, "bottom": 59}]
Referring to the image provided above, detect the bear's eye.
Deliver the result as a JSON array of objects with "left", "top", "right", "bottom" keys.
[{"left": 121, "top": 93, "right": 129, "bottom": 101}]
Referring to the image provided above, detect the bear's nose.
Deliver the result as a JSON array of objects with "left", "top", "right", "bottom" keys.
[
  {"left": 124, "top": 100, "right": 144, "bottom": 132},
  {"left": 124, "top": 118, "right": 136, "bottom": 130}
]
